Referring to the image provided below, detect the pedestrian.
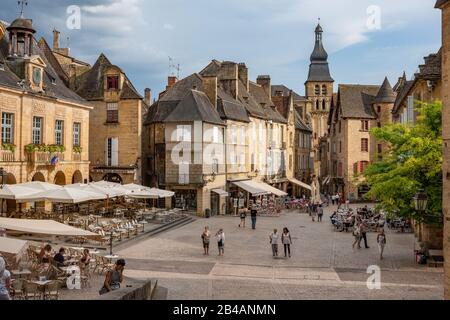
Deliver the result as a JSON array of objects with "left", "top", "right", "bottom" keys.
[
  {"left": 201, "top": 226, "right": 211, "bottom": 255},
  {"left": 352, "top": 222, "right": 361, "bottom": 249},
  {"left": 317, "top": 204, "right": 324, "bottom": 222},
  {"left": 239, "top": 208, "right": 247, "bottom": 228},
  {"left": 281, "top": 228, "right": 292, "bottom": 258},
  {"left": 250, "top": 205, "right": 257, "bottom": 230},
  {"left": 269, "top": 229, "right": 279, "bottom": 257},
  {"left": 358, "top": 220, "right": 370, "bottom": 249},
  {"left": 216, "top": 229, "right": 225, "bottom": 256},
  {"left": 0, "top": 256, "right": 11, "bottom": 300},
  {"left": 311, "top": 203, "right": 317, "bottom": 222},
  {"left": 377, "top": 228, "right": 387, "bottom": 260}
]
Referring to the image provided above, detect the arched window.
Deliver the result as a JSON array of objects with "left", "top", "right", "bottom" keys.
[
  {"left": 316, "top": 100, "right": 320, "bottom": 110},
  {"left": 322, "top": 100, "right": 326, "bottom": 110},
  {"left": 322, "top": 85, "right": 327, "bottom": 96},
  {"left": 315, "top": 85, "right": 320, "bottom": 96}
]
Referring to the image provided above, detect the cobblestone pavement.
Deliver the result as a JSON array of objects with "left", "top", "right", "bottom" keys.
[{"left": 106, "top": 204, "right": 444, "bottom": 300}]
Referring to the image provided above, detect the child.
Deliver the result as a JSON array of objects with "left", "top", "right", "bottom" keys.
[{"left": 215, "top": 229, "right": 225, "bottom": 256}]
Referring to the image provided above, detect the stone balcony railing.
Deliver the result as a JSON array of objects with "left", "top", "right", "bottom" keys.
[
  {"left": 26, "top": 151, "right": 65, "bottom": 164},
  {"left": 72, "top": 153, "right": 82, "bottom": 162},
  {"left": 0, "top": 150, "right": 15, "bottom": 162}
]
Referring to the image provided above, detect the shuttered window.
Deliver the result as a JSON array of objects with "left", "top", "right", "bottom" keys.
[
  {"left": 361, "top": 138, "right": 369, "bottom": 152},
  {"left": 106, "top": 137, "right": 119, "bottom": 166},
  {"left": 107, "top": 103, "right": 119, "bottom": 123}
]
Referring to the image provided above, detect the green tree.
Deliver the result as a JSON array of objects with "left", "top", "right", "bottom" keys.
[{"left": 363, "top": 101, "right": 442, "bottom": 224}]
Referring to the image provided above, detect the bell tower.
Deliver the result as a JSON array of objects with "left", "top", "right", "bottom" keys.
[{"left": 305, "top": 21, "right": 334, "bottom": 176}]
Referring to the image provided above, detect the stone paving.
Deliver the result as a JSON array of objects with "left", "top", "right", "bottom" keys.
[{"left": 112, "top": 204, "right": 444, "bottom": 300}]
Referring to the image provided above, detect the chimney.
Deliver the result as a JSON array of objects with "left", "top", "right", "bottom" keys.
[
  {"left": 202, "top": 76, "right": 217, "bottom": 109},
  {"left": 257, "top": 75, "right": 271, "bottom": 98},
  {"left": 218, "top": 62, "right": 238, "bottom": 99},
  {"left": 238, "top": 63, "right": 249, "bottom": 91},
  {"left": 144, "top": 88, "right": 152, "bottom": 106},
  {"left": 167, "top": 76, "right": 177, "bottom": 89},
  {"left": 53, "top": 29, "right": 60, "bottom": 50}
]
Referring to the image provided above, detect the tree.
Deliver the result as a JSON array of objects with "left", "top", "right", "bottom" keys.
[{"left": 363, "top": 102, "right": 442, "bottom": 224}]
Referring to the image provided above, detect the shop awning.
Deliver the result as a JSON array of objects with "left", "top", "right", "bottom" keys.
[
  {"left": 288, "top": 178, "right": 313, "bottom": 191},
  {"left": 232, "top": 180, "right": 270, "bottom": 196},
  {"left": 212, "top": 189, "right": 229, "bottom": 197},
  {"left": 257, "top": 182, "right": 288, "bottom": 197},
  {"left": 0, "top": 218, "right": 99, "bottom": 237},
  {"left": 0, "top": 237, "right": 28, "bottom": 255}
]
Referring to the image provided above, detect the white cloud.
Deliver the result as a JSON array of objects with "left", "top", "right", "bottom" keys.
[{"left": 163, "top": 23, "right": 175, "bottom": 30}]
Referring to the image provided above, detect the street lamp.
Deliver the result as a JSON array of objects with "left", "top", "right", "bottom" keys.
[
  {"left": 0, "top": 167, "right": 6, "bottom": 189},
  {"left": 413, "top": 189, "right": 428, "bottom": 213}
]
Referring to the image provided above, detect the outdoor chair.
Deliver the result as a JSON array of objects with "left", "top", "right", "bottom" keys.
[
  {"left": 80, "top": 265, "right": 91, "bottom": 289},
  {"left": 11, "top": 279, "right": 25, "bottom": 300},
  {"left": 100, "top": 256, "right": 115, "bottom": 274},
  {"left": 23, "top": 281, "right": 41, "bottom": 300},
  {"left": 44, "top": 280, "right": 62, "bottom": 300}
]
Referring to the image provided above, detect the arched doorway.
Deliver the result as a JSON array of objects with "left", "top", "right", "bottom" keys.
[
  {"left": 3, "top": 173, "right": 17, "bottom": 216},
  {"left": 32, "top": 172, "right": 45, "bottom": 182},
  {"left": 72, "top": 170, "right": 83, "bottom": 184},
  {"left": 54, "top": 171, "right": 66, "bottom": 186},
  {"left": 102, "top": 173, "right": 123, "bottom": 184},
  {"left": 287, "top": 183, "right": 293, "bottom": 197}
]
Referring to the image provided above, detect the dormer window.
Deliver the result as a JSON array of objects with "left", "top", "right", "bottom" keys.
[
  {"left": 275, "top": 90, "right": 283, "bottom": 97},
  {"left": 107, "top": 76, "right": 119, "bottom": 90}
]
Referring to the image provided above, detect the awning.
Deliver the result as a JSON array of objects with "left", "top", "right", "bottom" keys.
[
  {"left": 0, "top": 237, "right": 28, "bottom": 255},
  {"left": 127, "top": 188, "right": 175, "bottom": 199},
  {"left": 0, "top": 218, "right": 99, "bottom": 237},
  {"left": 18, "top": 187, "right": 107, "bottom": 204},
  {"left": 288, "top": 178, "right": 312, "bottom": 191},
  {"left": 322, "top": 176, "right": 331, "bottom": 186},
  {"left": 232, "top": 180, "right": 288, "bottom": 197},
  {"left": 212, "top": 189, "right": 229, "bottom": 197},
  {"left": 232, "top": 180, "right": 270, "bottom": 196}
]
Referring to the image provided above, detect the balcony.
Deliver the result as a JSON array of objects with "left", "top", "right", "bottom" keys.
[
  {"left": 0, "top": 150, "right": 15, "bottom": 162},
  {"left": 72, "top": 153, "right": 82, "bottom": 162},
  {"left": 26, "top": 151, "right": 65, "bottom": 164}
]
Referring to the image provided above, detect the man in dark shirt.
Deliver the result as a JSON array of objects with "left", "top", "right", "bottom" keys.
[
  {"left": 53, "top": 248, "right": 66, "bottom": 267},
  {"left": 250, "top": 206, "right": 258, "bottom": 230}
]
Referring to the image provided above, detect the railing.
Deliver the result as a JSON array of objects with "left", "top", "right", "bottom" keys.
[
  {"left": 72, "top": 153, "right": 82, "bottom": 162},
  {"left": 26, "top": 151, "right": 65, "bottom": 164},
  {"left": 0, "top": 150, "right": 15, "bottom": 162}
]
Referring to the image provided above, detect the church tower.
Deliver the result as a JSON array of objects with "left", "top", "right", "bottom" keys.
[{"left": 305, "top": 22, "right": 334, "bottom": 176}]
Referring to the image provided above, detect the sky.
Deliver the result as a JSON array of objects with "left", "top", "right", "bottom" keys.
[{"left": 0, "top": 0, "right": 443, "bottom": 98}]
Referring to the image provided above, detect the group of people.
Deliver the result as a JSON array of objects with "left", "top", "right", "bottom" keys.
[
  {"left": 201, "top": 227, "right": 225, "bottom": 256},
  {"left": 309, "top": 203, "right": 324, "bottom": 222},
  {"left": 269, "top": 228, "right": 292, "bottom": 258}
]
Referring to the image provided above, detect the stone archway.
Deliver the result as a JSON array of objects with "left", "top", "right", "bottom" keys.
[
  {"left": 3, "top": 173, "right": 17, "bottom": 216},
  {"left": 32, "top": 172, "right": 46, "bottom": 182},
  {"left": 72, "top": 170, "right": 83, "bottom": 184},
  {"left": 102, "top": 173, "right": 123, "bottom": 184},
  {"left": 54, "top": 171, "right": 66, "bottom": 186},
  {"left": 6, "top": 173, "right": 17, "bottom": 185}
]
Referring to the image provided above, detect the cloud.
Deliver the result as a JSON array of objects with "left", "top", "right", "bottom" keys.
[{"left": 163, "top": 23, "right": 175, "bottom": 30}]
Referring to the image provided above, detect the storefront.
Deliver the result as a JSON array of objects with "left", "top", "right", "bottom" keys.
[
  {"left": 173, "top": 189, "right": 197, "bottom": 211},
  {"left": 211, "top": 189, "right": 229, "bottom": 216}
]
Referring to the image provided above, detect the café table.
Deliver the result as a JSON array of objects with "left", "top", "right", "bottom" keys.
[
  {"left": 104, "top": 255, "right": 119, "bottom": 263},
  {"left": 31, "top": 280, "right": 51, "bottom": 299},
  {"left": 11, "top": 269, "right": 32, "bottom": 279}
]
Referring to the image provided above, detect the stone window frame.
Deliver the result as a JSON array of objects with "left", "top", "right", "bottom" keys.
[
  {"left": 32, "top": 116, "right": 43, "bottom": 145},
  {"left": 55, "top": 119, "right": 64, "bottom": 146},
  {"left": 1, "top": 112, "right": 14, "bottom": 144}
]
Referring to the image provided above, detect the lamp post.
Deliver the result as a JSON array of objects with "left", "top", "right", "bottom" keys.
[
  {"left": 0, "top": 167, "right": 6, "bottom": 217},
  {"left": 109, "top": 231, "right": 113, "bottom": 255},
  {"left": 413, "top": 189, "right": 428, "bottom": 213}
]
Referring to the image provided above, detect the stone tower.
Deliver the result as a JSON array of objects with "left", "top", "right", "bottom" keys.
[{"left": 305, "top": 23, "right": 334, "bottom": 176}]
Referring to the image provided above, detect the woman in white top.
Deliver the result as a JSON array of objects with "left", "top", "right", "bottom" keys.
[
  {"left": 281, "top": 228, "right": 292, "bottom": 258},
  {"left": 0, "top": 256, "right": 11, "bottom": 300},
  {"left": 215, "top": 229, "right": 225, "bottom": 256},
  {"left": 269, "top": 229, "right": 279, "bottom": 257}
]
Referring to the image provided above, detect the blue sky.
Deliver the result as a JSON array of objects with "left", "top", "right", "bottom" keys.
[{"left": 1, "top": 0, "right": 442, "bottom": 98}]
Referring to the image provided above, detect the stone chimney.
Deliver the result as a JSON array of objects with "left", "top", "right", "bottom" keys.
[
  {"left": 53, "top": 29, "right": 60, "bottom": 50},
  {"left": 167, "top": 76, "right": 177, "bottom": 89},
  {"left": 218, "top": 61, "right": 238, "bottom": 99},
  {"left": 144, "top": 88, "right": 152, "bottom": 106},
  {"left": 238, "top": 63, "right": 249, "bottom": 91},
  {"left": 257, "top": 75, "right": 271, "bottom": 98},
  {"left": 202, "top": 76, "right": 217, "bottom": 109}
]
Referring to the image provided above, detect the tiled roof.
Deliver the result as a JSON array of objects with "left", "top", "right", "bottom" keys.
[
  {"left": 416, "top": 49, "right": 441, "bottom": 81},
  {"left": 393, "top": 80, "right": 415, "bottom": 114},
  {"left": 336, "top": 84, "right": 380, "bottom": 119},
  {"left": 374, "top": 77, "right": 396, "bottom": 104},
  {"left": 217, "top": 88, "right": 250, "bottom": 123},
  {"left": 436, "top": 0, "right": 450, "bottom": 8},
  {"left": 249, "top": 82, "right": 287, "bottom": 124},
  {"left": 271, "top": 85, "right": 308, "bottom": 102},
  {"left": 295, "top": 111, "right": 312, "bottom": 132},
  {"left": 164, "top": 90, "right": 225, "bottom": 126}
]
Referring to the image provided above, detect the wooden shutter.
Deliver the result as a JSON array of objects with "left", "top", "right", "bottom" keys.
[{"left": 112, "top": 138, "right": 119, "bottom": 166}]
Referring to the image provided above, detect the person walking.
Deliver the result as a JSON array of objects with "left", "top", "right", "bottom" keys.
[
  {"left": 352, "top": 222, "right": 361, "bottom": 249},
  {"left": 311, "top": 203, "right": 317, "bottom": 222},
  {"left": 239, "top": 208, "right": 247, "bottom": 228},
  {"left": 216, "top": 229, "right": 225, "bottom": 256},
  {"left": 317, "top": 204, "right": 324, "bottom": 222},
  {"left": 0, "top": 256, "right": 11, "bottom": 300},
  {"left": 377, "top": 228, "right": 387, "bottom": 260},
  {"left": 201, "top": 226, "right": 211, "bottom": 255},
  {"left": 281, "top": 228, "right": 292, "bottom": 258},
  {"left": 358, "top": 220, "right": 370, "bottom": 249},
  {"left": 269, "top": 229, "right": 279, "bottom": 257},
  {"left": 250, "top": 205, "right": 257, "bottom": 230}
]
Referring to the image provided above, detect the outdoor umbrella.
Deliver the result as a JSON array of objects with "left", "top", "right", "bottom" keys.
[
  {"left": 122, "top": 183, "right": 150, "bottom": 191},
  {"left": 0, "top": 185, "right": 40, "bottom": 200},
  {"left": 20, "top": 181, "right": 64, "bottom": 191}
]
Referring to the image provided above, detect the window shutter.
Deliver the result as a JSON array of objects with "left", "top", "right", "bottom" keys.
[
  {"left": 112, "top": 138, "right": 119, "bottom": 166},
  {"left": 105, "top": 138, "right": 109, "bottom": 166}
]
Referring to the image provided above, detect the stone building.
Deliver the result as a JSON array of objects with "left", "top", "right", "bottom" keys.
[
  {"left": 435, "top": 0, "right": 450, "bottom": 300},
  {"left": 0, "top": 16, "right": 90, "bottom": 212},
  {"left": 392, "top": 50, "right": 442, "bottom": 123},
  {"left": 305, "top": 23, "right": 334, "bottom": 176},
  {"left": 143, "top": 61, "right": 293, "bottom": 216},
  {"left": 328, "top": 79, "right": 395, "bottom": 200}
]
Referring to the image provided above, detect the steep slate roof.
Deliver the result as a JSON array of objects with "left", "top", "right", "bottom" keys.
[
  {"left": 336, "top": 85, "right": 381, "bottom": 119},
  {"left": 374, "top": 77, "right": 396, "bottom": 104},
  {"left": 295, "top": 111, "right": 312, "bottom": 132},
  {"left": 271, "top": 85, "right": 308, "bottom": 102},
  {"left": 306, "top": 24, "right": 333, "bottom": 83},
  {"left": 75, "top": 53, "right": 142, "bottom": 100},
  {"left": 0, "top": 22, "right": 86, "bottom": 105},
  {"left": 249, "top": 82, "right": 287, "bottom": 124},
  {"left": 393, "top": 80, "right": 415, "bottom": 113},
  {"left": 217, "top": 88, "right": 250, "bottom": 123},
  {"left": 416, "top": 49, "right": 441, "bottom": 81},
  {"left": 164, "top": 89, "right": 225, "bottom": 125},
  {"left": 38, "top": 37, "right": 69, "bottom": 85},
  {"left": 161, "top": 73, "right": 203, "bottom": 102}
]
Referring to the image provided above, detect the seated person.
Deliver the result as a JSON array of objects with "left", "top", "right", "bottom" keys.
[
  {"left": 79, "top": 249, "right": 91, "bottom": 272},
  {"left": 39, "top": 244, "right": 53, "bottom": 264},
  {"left": 53, "top": 248, "right": 66, "bottom": 267}
]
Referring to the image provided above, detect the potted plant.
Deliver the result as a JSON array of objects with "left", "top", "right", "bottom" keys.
[
  {"left": 73, "top": 146, "right": 83, "bottom": 154},
  {"left": 1, "top": 143, "right": 16, "bottom": 153}
]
